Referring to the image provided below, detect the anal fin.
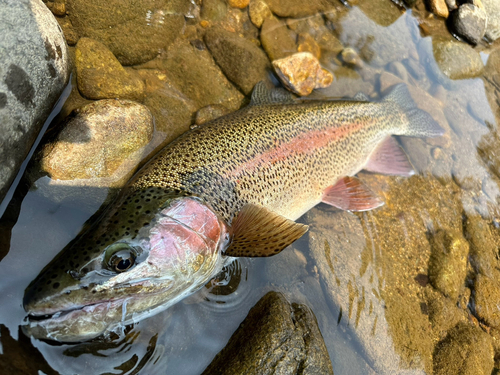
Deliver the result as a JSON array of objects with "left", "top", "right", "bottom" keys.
[
  {"left": 225, "top": 204, "right": 308, "bottom": 257},
  {"left": 322, "top": 176, "right": 384, "bottom": 212},
  {"left": 364, "top": 136, "right": 414, "bottom": 177}
]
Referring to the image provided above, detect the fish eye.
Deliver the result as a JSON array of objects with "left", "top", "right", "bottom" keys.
[{"left": 104, "top": 243, "right": 137, "bottom": 273}]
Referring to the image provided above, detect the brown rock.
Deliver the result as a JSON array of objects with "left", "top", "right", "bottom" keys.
[
  {"left": 464, "top": 215, "right": 499, "bottom": 278},
  {"left": 75, "top": 38, "right": 145, "bottom": 101},
  {"left": 55, "top": 16, "right": 79, "bottom": 46},
  {"left": 474, "top": 274, "right": 500, "bottom": 328},
  {"left": 265, "top": 0, "right": 330, "bottom": 18},
  {"left": 41, "top": 99, "right": 154, "bottom": 184},
  {"left": 202, "top": 292, "right": 333, "bottom": 375},
  {"left": 433, "top": 323, "right": 494, "bottom": 375},
  {"left": 195, "top": 104, "right": 230, "bottom": 126},
  {"left": 427, "top": 0, "right": 449, "bottom": 18},
  {"left": 273, "top": 52, "right": 333, "bottom": 96},
  {"left": 341, "top": 47, "right": 363, "bottom": 68},
  {"left": 260, "top": 17, "right": 296, "bottom": 61},
  {"left": 298, "top": 33, "right": 321, "bottom": 59}
]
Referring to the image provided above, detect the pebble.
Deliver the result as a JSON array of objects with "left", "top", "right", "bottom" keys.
[
  {"left": 75, "top": 38, "right": 145, "bottom": 101},
  {"left": 272, "top": 52, "right": 333, "bottom": 96},
  {"left": 260, "top": 17, "right": 297, "bottom": 61},
  {"left": 204, "top": 26, "right": 270, "bottom": 95},
  {"left": 340, "top": 47, "right": 363, "bottom": 68},
  {"left": 227, "top": 0, "right": 250, "bottom": 9},
  {"left": 248, "top": 0, "right": 271, "bottom": 28},
  {"left": 433, "top": 323, "right": 494, "bottom": 375},
  {"left": 201, "top": 0, "right": 227, "bottom": 22},
  {"left": 452, "top": 3, "right": 487, "bottom": 44},
  {"left": 428, "top": 229, "right": 469, "bottom": 301},
  {"left": 445, "top": 0, "right": 457, "bottom": 11},
  {"left": 40, "top": 99, "right": 154, "bottom": 183},
  {"left": 428, "top": 0, "right": 449, "bottom": 18}
]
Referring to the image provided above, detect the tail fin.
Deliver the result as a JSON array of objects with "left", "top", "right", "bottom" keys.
[{"left": 383, "top": 84, "right": 444, "bottom": 138}]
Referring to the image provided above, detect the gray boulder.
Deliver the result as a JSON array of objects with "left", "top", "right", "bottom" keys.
[
  {"left": 452, "top": 4, "right": 487, "bottom": 45},
  {"left": 0, "top": 0, "right": 70, "bottom": 203}
]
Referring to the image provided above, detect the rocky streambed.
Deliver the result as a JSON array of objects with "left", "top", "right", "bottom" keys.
[{"left": 2, "top": 0, "right": 500, "bottom": 374}]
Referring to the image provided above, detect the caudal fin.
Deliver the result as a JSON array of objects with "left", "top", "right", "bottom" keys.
[{"left": 383, "top": 84, "right": 444, "bottom": 138}]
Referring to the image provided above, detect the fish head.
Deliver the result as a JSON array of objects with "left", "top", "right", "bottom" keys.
[{"left": 23, "top": 189, "right": 229, "bottom": 342}]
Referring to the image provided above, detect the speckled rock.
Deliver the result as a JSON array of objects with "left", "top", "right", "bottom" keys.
[
  {"left": 0, "top": 0, "right": 70, "bottom": 203},
  {"left": 483, "top": 0, "right": 500, "bottom": 41},
  {"left": 452, "top": 4, "right": 487, "bottom": 44},
  {"left": 40, "top": 99, "right": 154, "bottom": 184},
  {"left": 464, "top": 215, "right": 498, "bottom": 278},
  {"left": 265, "top": 0, "right": 330, "bottom": 18},
  {"left": 201, "top": 292, "right": 333, "bottom": 375},
  {"left": 428, "top": 229, "right": 469, "bottom": 301},
  {"left": 66, "top": 0, "right": 189, "bottom": 66},
  {"left": 473, "top": 274, "right": 500, "bottom": 328},
  {"left": 194, "top": 104, "right": 230, "bottom": 126},
  {"left": 260, "top": 17, "right": 297, "bottom": 61},
  {"left": 424, "top": 288, "right": 466, "bottom": 337},
  {"left": 200, "top": 0, "right": 227, "bottom": 23},
  {"left": 227, "top": 0, "right": 249, "bottom": 9},
  {"left": 204, "top": 27, "right": 270, "bottom": 95},
  {"left": 433, "top": 323, "right": 494, "bottom": 375},
  {"left": 273, "top": 52, "right": 333, "bottom": 96},
  {"left": 248, "top": 0, "right": 271, "bottom": 28},
  {"left": 75, "top": 38, "right": 145, "bottom": 101},
  {"left": 55, "top": 16, "right": 78, "bottom": 46},
  {"left": 427, "top": 0, "right": 449, "bottom": 18}
]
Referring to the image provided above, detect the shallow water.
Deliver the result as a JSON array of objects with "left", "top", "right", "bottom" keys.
[{"left": 1, "top": 1, "right": 500, "bottom": 374}]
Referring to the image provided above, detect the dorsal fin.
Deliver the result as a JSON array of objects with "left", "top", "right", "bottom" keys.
[
  {"left": 225, "top": 204, "right": 308, "bottom": 257},
  {"left": 250, "top": 81, "right": 297, "bottom": 105}
]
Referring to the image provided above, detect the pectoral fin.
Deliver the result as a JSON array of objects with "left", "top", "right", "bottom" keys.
[
  {"left": 364, "top": 136, "right": 414, "bottom": 177},
  {"left": 225, "top": 204, "right": 308, "bottom": 257},
  {"left": 322, "top": 176, "right": 384, "bottom": 211}
]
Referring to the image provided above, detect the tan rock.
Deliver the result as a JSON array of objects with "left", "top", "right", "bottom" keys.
[
  {"left": 41, "top": 99, "right": 154, "bottom": 185},
  {"left": 297, "top": 33, "right": 321, "bottom": 59},
  {"left": 272, "top": 52, "right": 333, "bottom": 96},
  {"left": 260, "top": 17, "right": 296, "bottom": 61},
  {"left": 248, "top": 0, "right": 272, "bottom": 28},
  {"left": 474, "top": 274, "right": 500, "bottom": 328},
  {"left": 428, "top": 0, "right": 449, "bottom": 18},
  {"left": 75, "top": 38, "right": 145, "bottom": 101}
]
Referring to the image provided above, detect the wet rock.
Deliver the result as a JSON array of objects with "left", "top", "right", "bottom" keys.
[
  {"left": 387, "top": 61, "right": 408, "bottom": 81},
  {"left": 265, "top": 0, "right": 330, "bottom": 18},
  {"left": 201, "top": 291, "right": 333, "bottom": 375},
  {"left": 75, "top": 38, "right": 145, "bottom": 101},
  {"left": 428, "top": 37, "right": 483, "bottom": 83},
  {"left": 67, "top": 0, "right": 189, "bottom": 66},
  {"left": 260, "top": 17, "right": 297, "bottom": 61},
  {"left": 227, "top": 0, "right": 249, "bottom": 9},
  {"left": 0, "top": 0, "right": 70, "bottom": 203},
  {"left": 424, "top": 288, "right": 466, "bottom": 338},
  {"left": 40, "top": 99, "right": 154, "bottom": 184},
  {"left": 248, "top": 0, "right": 272, "bottom": 28},
  {"left": 298, "top": 33, "right": 321, "bottom": 60},
  {"left": 464, "top": 214, "right": 499, "bottom": 278},
  {"left": 157, "top": 39, "right": 244, "bottom": 111},
  {"left": 473, "top": 274, "right": 500, "bottom": 328},
  {"left": 338, "top": 7, "right": 416, "bottom": 67},
  {"left": 427, "top": 0, "right": 449, "bottom": 18},
  {"left": 55, "top": 16, "right": 79, "bottom": 46},
  {"left": 272, "top": 52, "right": 333, "bottom": 96},
  {"left": 341, "top": 47, "right": 363, "bottom": 68},
  {"left": 452, "top": 4, "right": 487, "bottom": 44},
  {"left": 194, "top": 104, "right": 230, "bottom": 126},
  {"left": 445, "top": 0, "right": 457, "bottom": 11},
  {"left": 483, "top": 0, "right": 500, "bottom": 41},
  {"left": 200, "top": 0, "right": 227, "bottom": 23},
  {"left": 433, "top": 323, "right": 494, "bottom": 375},
  {"left": 204, "top": 27, "right": 270, "bottom": 95},
  {"left": 428, "top": 229, "right": 469, "bottom": 300}
]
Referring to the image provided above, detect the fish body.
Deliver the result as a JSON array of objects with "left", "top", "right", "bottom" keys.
[{"left": 23, "top": 83, "right": 443, "bottom": 341}]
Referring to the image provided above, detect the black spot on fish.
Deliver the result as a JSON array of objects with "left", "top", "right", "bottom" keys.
[{"left": 4, "top": 64, "right": 35, "bottom": 107}]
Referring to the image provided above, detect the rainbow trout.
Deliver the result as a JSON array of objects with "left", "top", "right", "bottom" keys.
[{"left": 23, "top": 83, "right": 443, "bottom": 341}]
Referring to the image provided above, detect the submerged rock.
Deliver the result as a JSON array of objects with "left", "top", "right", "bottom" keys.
[
  {"left": 473, "top": 274, "right": 500, "bottom": 328},
  {"left": 0, "top": 0, "right": 70, "bottom": 203},
  {"left": 40, "top": 99, "right": 154, "bottom": 184},
  {"left": 428, "top": 0, "right": 449, "bottom": 18},
  {"left": 272, "top": 52, "right": 333, "bottom": 96},
  {"left": 260, "top": 17, "right": 297, "bottom": 61},
  {"left": 248, "top": 0, "right": 272, "bottom": 28},
  {"left": 201, "top": 291, "right": 333, "bottom": 375},
  {"left": 66, "top": 0, "right": 190, "bottom": 66},
  {"left": 75, "top": 38, "right": 145, "bottom": 101},
  {"left": 433, "top": 323, "right": 494, "bottom": 375},
  {"left": 452, "top": 4, "right": 487, "bottom": 45},
  {"left": 194, "top": 104, "right": 230, "bottom": 126},
  {"left": 204, "top": 26, "right": 270, "bottom": 95},
  {"left": 265, "top": 0, "right": 330, "bottom": 18}
]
